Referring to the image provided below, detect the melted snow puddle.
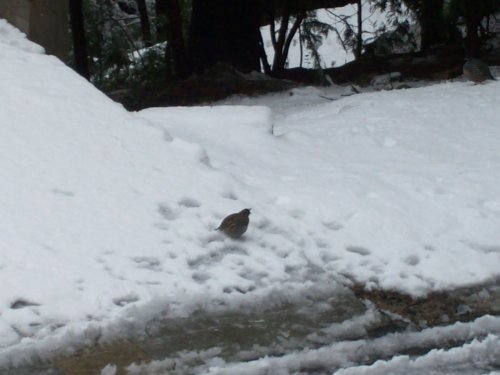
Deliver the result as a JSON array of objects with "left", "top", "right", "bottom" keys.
[
  {"left": 6, "top": 288, "right": 367, "bottom": 374},
  {"left": 8, "top": 283, "right": 500, "bottom": 374}
]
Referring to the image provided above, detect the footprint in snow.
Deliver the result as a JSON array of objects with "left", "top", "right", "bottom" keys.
[
  {"left": 345, "top": 246, "right": 371, "bottom": 256},
  {"left": 154, "top": 222, "right": 169, "bottom": 231},
  {"left": 238, "top": 268, "right": 269, "bottom": 282},
  {"left": 423, "top": 245, "right": 435, "bottom": 251},
  {"left": 132, "top": 256, "right": 162, "bottom": 271},
  {"left": 289, "top": 209, "right": 306, "bottom": 219},
  {"left": 10, "top": 299, "right": 40, "bottom": 309},
  {"left": 323, "top": 221, "right": 343, "bottom": 231},
  {"left": 158, "top": 203, "right": 178, "bottom": 221},
  {"left": 404, "top": 254, "right": 420, "bottom": 266},
  {"left": 178, "top": 197, "right": 201, "bottom": 208},
  {"left": 223, "top": 285, "right": 256, "bottom": 294},
  {"left": 370, "top": 264, "right": 383, "bottom": 273},
  {"left": 52, "top": 189, "right": 75, "bottom": 197},
  {"left": 112, "top": 294, "right": 139, "bottom": 307},
  {"left": 320, "top": 251, "right": 340, "bottom": 262},
  {"left": 315, "top": 237, "right": 330, "bottom": 249},
  {"left": 192, "top": 271, "right": 211, "bottom": 284},
  {"left": 221, "top": 191, "right": 238, "bottom": 200},
  {"left": 188, "top": 245, "right": 247, "bottom": 268},
  {"left": 465, "top": 242, "right": 500, "bottom": 254}
]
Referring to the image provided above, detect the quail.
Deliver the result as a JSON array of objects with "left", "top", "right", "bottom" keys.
[
  {"left": 216, "top": 208, "right": 251, "bottom": 239},
  {"left": 463, "top": 58, "right": 496, "bottom": 83}
]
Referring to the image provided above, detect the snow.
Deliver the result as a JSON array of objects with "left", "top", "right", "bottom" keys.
[
  {"left": 335, "top": 333, "right": 500, "bottom": 374},
  {"left": 0, "top": 19, "right": 44, "bottom": 54},
  {"left": 0, "top": 19, "right": 500, "bottom": 368},
  {"left": 100, "top": 364, "right": 117, "bottom": 375}
]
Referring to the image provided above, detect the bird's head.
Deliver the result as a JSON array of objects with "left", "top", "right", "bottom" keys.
[{"left": 240, "top": 208, "right": 251, "bottom": 216}]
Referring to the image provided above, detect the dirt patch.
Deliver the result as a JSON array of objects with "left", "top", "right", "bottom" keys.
[
  {"left": 52, "top": 340, "right": 150, "bottom": 375},
  {"left": 352, "top": 280, "right": 500, "bottom": 327},
  {"left": 107, "top": 65, "right": 299, "bottom": 111},
  {"left": 105, "top": 43, "right": 500, "bottom": 110},
  {"left": 352, "top": 285, "right": 459, "bottom": 326}
]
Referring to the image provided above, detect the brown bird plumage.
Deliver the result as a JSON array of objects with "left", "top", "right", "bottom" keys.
[{"left": 216, "top": 208, "right": 251, "bottom": 239}]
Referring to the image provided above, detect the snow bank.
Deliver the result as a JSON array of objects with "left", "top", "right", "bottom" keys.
[
  {"left": 0, "top": 21, "right": 279, "bottom": 364},
  {"left": 0, "top": 19, "right": 44, "bottom": 54}
]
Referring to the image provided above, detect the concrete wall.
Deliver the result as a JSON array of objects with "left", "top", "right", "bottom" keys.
[{"left": 0, "top": 0, "right": 70, "bottom": 61}]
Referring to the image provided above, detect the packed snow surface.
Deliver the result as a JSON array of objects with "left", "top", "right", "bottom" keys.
[{"left": 0, "top": 19, "right": 500, "bottom": 364}]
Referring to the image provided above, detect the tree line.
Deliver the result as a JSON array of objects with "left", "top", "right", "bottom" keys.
[{"left": 69, "top": 0, "right": 499, "bottom": 87}]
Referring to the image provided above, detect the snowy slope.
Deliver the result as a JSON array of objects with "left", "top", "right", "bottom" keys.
[
  {"left": 142, "top": 80, "right": 500, "bottom": 297},
  {"left": 0, "top": 18, "right": 500, "bottom": 365},
  {"left": 0, "top": 20, "right": 273, "bottom": 363}
]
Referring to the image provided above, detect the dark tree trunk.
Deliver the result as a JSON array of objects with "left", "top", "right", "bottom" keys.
[
  {"left": 355, "top": 0, "right": 362, "bottom": 59},
  {"left": 279, "top": 15, "right": 303, "bottom": 71},
  {"left": 419, "top": 0, "right": 444, "bottom": 51},
  {"left": 164, "top": 0, "right": 190, "bottom": 78},
  {"left": 69, "top": 0, "right": 90, "bottom": 80},
  {"left": 135, "top": 0, "right": 152, "bottom": 47},
  {"left": 189, "top": 0, "right": 262, "bottom": 73},
  {"left": 463, "top": 0, "right": 481, "bottom": 57},
  {"left": 258, "top": 30, "right": 271, "bottom": 74},
  {"left": 269, "top": 9, "right": 303, "bottom": 74},
  {"left": 271, "top": 11, "right": 290, "bottom": 72},
  {"left": 299, "top": 24, "right": 303, "bottom": 67},
  {"left": 155, "top": 0, "right": 168, "bottom": 41}
]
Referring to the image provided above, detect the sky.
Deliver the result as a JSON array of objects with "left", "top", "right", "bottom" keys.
[{"left": 0, "top": 16, "right": 499, "bottom": 373}]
